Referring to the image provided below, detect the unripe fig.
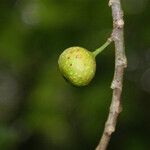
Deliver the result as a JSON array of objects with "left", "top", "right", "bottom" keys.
[
  {"left": 58, "top": 47, "right": 96, "bottom": 86},
  {"left": 58, "top": 38, "right": 112, "bottom": 87}
]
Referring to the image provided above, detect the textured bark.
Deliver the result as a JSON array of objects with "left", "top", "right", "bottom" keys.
[{"left": 95, "top": 0, "right": 127, "bottom": 150}]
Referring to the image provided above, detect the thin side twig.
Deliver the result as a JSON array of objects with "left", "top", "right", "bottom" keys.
[{"left": 95, "top": 0, "right": 127, "bottom": 150}]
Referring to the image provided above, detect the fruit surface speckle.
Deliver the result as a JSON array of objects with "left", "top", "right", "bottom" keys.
[{"left": 58, "top": 47, "right": 96, "bottom": 86}]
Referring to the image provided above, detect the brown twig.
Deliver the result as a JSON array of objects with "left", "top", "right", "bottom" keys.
[{"left": 95, "top": 0, "right": 127, "bottom": 150}]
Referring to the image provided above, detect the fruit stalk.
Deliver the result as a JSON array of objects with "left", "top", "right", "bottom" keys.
[{"left": 93, "top": 38, "right": 112, "bottom": 57}]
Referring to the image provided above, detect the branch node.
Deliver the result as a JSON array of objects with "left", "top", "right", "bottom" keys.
[
  {"left": 109, "top": 0, "right": 120, "bottom": 6},
  {"left": 123, "top": 57, "right": 127, "bottom": 68},
  {"left": 117, "top": 57, "right": 127, "bottom": 67},
  {"left": 105, "top": 124, "right": 115, "bottom": 135},
  {"left": 111, "top": 31, "right": 120, "bottom": 41},
  {"left": 115, "top": 19, "right": 124, "bottom": 28},
  {"left": 111, "top": 80, "right": 122, "bottom": 90}
]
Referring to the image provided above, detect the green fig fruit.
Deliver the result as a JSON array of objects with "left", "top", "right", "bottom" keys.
[{"left": 58, "top": 47, "right": 96, "bottom": 86}]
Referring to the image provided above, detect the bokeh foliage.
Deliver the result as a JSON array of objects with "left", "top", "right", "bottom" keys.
[{"left": 0, "top": 0, "right": 150, "bottom": 150}]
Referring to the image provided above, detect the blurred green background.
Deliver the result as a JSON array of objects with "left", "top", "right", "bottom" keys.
[{"left": 0, "top": 0, "right": 150, "bottom": 150}]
